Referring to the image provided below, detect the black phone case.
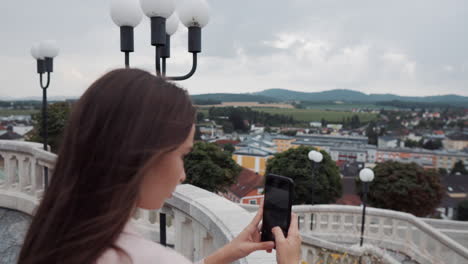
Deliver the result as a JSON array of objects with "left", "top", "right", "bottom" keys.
[{"left": 261, "top": 173, "right": 294, "bottom": 242}]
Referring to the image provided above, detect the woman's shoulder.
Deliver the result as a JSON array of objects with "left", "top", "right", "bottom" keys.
[{"left": 97, "top": 222, "right": 193, "bottom": 264}]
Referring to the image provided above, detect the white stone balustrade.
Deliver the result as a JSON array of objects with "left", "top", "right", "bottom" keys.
[
  {"left": 4, "top": 139, "right": 468, "bottom": 264},
  {"left": 292, "top": 205, "right": 468, "bottom": 264},
  {"left": 0, "top": 140, "right": 54, "bottom": 215}
]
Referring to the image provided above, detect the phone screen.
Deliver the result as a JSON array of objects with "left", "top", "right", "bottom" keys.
[{"left": 261, "top": 174, "right": 293, "bottom": 242}]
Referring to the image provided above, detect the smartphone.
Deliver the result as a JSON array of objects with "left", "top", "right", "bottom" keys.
[{"left": 261, "top": 174, "right": 294, "bottom": 242}]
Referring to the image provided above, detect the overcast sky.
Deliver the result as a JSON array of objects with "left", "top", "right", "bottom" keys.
[{"left": 2, "top": 0, "right": 468, "bottom": 98}]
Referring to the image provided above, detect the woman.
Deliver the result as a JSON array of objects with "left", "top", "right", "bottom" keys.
[{"left": 18, "top": 68, "right": 301, "bottom": 264}]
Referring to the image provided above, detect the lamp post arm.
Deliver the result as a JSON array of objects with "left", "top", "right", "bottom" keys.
[
  {"left": 165, "top": 53, "right": 197, "bottom": 81},
  {"left": 155, "top": 46, "right": 162, "bottom": 76},
  {"left": 125, "top": 52, "right": 130, "bottom": 68},
  {"left": 40, "top": 72, "right": 51, "bottom": 89},
  {"left": 162, "top": 57, "right": 167, "bottom": 76}
]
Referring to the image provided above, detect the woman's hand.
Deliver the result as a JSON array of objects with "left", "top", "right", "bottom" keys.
[
  {"left": 204, "top": 205, "right": 274, "bottom": 264},
  {"left": 271, "top": 213, "right": 302, "bottom": 264}
]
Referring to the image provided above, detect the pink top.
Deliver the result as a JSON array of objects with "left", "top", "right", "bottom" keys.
[{"left": 97, "top": 221, "right": 204, "bottom": 264}]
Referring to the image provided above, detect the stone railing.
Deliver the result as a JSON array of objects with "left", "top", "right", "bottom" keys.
[
  {"left": 0, "top": 140, "right": 275, "bottom": 264},
  {"left": 423, "top": 218, "right": 468, "bottom": 248},
  {"left": 241, "top": 204, "right": 401, "bottom": 264},
  {"left": 4, "top": 140, "right": 468, "bottom": 264},
  {"left": 0, "top": 140, "right": 54, "bottom": 215},
  {"left": 300, "top": 235, "right": 400, "bottom": 264},
  {"left": 132, "top": 184, "right": 276, "bottom": 264},
  {"left": 293, "top": 205, "right": 468, "bottom": 264},
  {"left": 241, "top": 204, "right": 468, "bottom": 264}
]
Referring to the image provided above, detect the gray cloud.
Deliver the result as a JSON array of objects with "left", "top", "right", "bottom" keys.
[{"left": 1, "top": 0, "right": 467, "bottom": 98}]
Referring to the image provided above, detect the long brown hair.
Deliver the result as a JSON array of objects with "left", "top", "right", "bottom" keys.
[{"left": 18, "top": 68, "right": 196, "bottom": 264}]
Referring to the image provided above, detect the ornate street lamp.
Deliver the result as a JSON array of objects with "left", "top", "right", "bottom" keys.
[
  {"left": 308, "top": 150, "right": 323, "bottom": 204},
  {"left": 359, "top": 168, "right": 375, "bottom": 246},
  {"left": 110, "top": 0, "right": 210, "bottom": 80},
  {"left": 31, "top": 40, "right": 59, "bottom": 188},
  {"left": 110, "top": 0, "right": 143, "bottom": 68}
]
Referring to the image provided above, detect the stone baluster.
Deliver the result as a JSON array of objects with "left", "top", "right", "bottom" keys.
[
  {"left": 0, "top": 153, "right": 5, "bottom": 188},
  {"left": 339, "top": 213, "right": 345, "bottom": 232},
  {"left": 304, "top": 213, "right": 312, "bottom": 233},
  {"left": 354, "top": 214, "right": 360, "bottom": 235},
  {"left": 376, "top": 217, "right": 384, "bottom": 238},
  {"left": 33, "top": 159, "right": 44, "bottom": 198},
  {"left": 314, "top": 212, "right": 321, "bottom": 232},
  {"left": 193, "top": 222, "right": 213, "bottom": 261},
  {"left": 323, "top": 213, "right": 330, "bottom": 232},
  {"left": 174, "top": 210, "right": 194, "bottom": 260},
  {"left": 297, "top": 213, "right": 305, "bottom": 232},
  {"left": 17, "top": 155, "right": 29, "bottom": 192},
  {"left": 391, "top": 219, "right": 398, "bottom": 242},
  {"left": 2, "top": 153, "right": 13, "bottom": 189}
]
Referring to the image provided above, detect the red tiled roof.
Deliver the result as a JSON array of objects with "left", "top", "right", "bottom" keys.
[
  {"left": 229, "top": 168, "right": 264, "bottom": 198},
  {"left": 214, "top": 140, "right": 240, "bottom": 146},
  {"left": 336, "top": 194, "right": 361, "bottom": 206}
]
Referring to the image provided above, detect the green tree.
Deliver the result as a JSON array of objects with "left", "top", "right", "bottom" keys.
[
  {"left": 452, "top": 160, "right": 467, "bottom": 175},
  {"left": 27, "top": 102, "right": 71, "bottom": 153},
  {"left": 438, "top": 168, "right": 448, "bottom": 176},
  {"left": 223, "top": 143, "right": 235, "bottom": 154},
  {"left": 184, "top": 141, "right": 241, "bottom": 193},
  {"left": 359, "top": 161, "right": 444, "bottom": 217},
  {"left": 321, "top": 118, "right": 328, "bottom": 128},
  {"left": 265, "top": 146, "right": 342, "bottom": 205},
  {"left": 194, "top": 126, "right": 202, "bottom": 140},
  {"left": 196, "top": 112, "right": 205, "bottom": 122},
  {"left": 221, "top": 121, "right": 234, "bottom": 134},
  {"left": 404, "top": 139, "right": 420, "bottom": 148},
  {"left": 457, "top": 200, "right": 468, "bottom": 221},
  {"left": 422, "top": 139, "right": 443, "bottom": 150},
  {"left": 366, "top": 121, "right": 378, "bottom": 145},
  {"left": 350, "top": 115, "right": 361, "bottom": 129}
]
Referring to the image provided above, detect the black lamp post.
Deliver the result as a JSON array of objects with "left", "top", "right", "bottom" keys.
[
  {"left": 308, "top": 150, "right": 323, "bottom": 204},
  {"left": 31, "top": 40, "right": 59, "bottom": 188},
  {"left": 359, "top": 168, "right": 375, "bottom": 246},
  {"left": 110, "top": 0, "right": 210, "bottom": 80}
]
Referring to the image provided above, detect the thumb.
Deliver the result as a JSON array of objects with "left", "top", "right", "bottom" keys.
[
  {"left": 249, "top": 241, "right": 275, "bottom": 252},
  {"left": 271, "top": 227, "right": 285, "bottom": 243}
]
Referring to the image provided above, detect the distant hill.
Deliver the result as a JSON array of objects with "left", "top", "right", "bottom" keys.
[
  {"left": 254, "top": 89, "right": 468, "bottom": 103},
  {"left": 191, "top": 89, "right": 468, "bottom": 105},
  {"left": 191, "top": 93, "right": 279, "bottom": 103}
]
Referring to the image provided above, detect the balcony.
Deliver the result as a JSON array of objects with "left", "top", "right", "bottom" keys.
[{"left": 1, "top": 140, "right": 468, "bottom": 264}]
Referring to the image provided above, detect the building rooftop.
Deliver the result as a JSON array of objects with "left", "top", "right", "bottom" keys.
[{"left": 228, "top": 168, "right": 264, "bottom": 198}]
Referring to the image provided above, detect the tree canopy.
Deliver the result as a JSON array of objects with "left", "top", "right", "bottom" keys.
[
  {"left": 265, "top": 146, "right": 342, "bottom": 205},
  {"left": 452, "top": 160, "right": 467, "bottom": 175},
  {"left": 184, "top": 141, "right": 241, "bottom": 193},
  {"left": 27, "top": 102, "right": 71, "bottom": 153},
  {"left": 457, "top": 200, "right": 468, "bottom": 221},
  {"left": 358, "top": 161, "right": 444, "bottom": 217}
]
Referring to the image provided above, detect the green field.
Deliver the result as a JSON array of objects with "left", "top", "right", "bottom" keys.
[
  {"left": 197, "top": 107, "right": 377, "bottom": 123},
  {"left": 251, "top": 108, "right": 377, "bottom": 123},
  {"left": 0, "top": 109, "right": 39, "bottom": 116},
  {"left": 301, "top": 103, "right": 396, "bottom": 111}
]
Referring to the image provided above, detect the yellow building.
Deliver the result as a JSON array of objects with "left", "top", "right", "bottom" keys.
[
  {"left": 272, "top": 136, "right": 297, "bottom": 152},
  {"left": 232, "top": 147, "right": 275, "bottom": 175}
]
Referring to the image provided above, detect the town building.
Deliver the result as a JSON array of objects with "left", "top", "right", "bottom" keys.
[
  {"left": 444, "top": 133, "right": 468, "bottom": 151},
  {"left": 222, "top": 168, "right": 264, "bottom": 205}
]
